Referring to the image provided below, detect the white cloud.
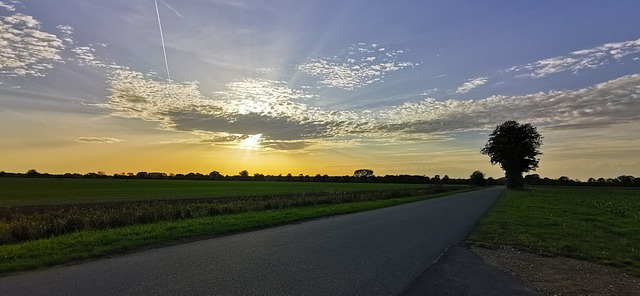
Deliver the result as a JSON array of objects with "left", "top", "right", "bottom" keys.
[
  {"left": 70, "top": 45, "right": 122, "bottom": 69},
  {"left": 56, "top": 24, "right": 74, "bottom": 44},
  {"left": 0, "top": 10, "right": 123, "bottom": 81},
  {"left": 508, "top": 38, "right": 640, "bottom": 78},
  {"left": 255, "top": 67, "right": 274, "bottom": 74},
  {"left": 0, "top": 1, "right": 16, "bottom": 11},
  {"left": 0, "top": 13, "right": 65, "bottom": 77},
  {"left": 297, "top": 43, "right": 416, "bottom": 90},
  {"left": 56, "top": 24, "right": 73, "bottom": 36},
  {"left": 421, "top": 88, "right": 438, "bottom": 96},
  {"left": 456, "top": 77, "right": 488, "bottom": 94}
]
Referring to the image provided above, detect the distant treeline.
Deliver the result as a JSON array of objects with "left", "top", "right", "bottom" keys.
[
  {"left": 1, "top": 170, "right": 638, "bottom": 187},
  {"left": 524, "top": 174, "right": 639, "bottom": 187},
  {"left": 0, "top": 169, "right": 476, "bottom": 185}
]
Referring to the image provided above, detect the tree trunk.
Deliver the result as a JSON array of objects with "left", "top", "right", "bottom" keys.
[{"left": 506, "top": 170, "right": 524, "bottom": 189}]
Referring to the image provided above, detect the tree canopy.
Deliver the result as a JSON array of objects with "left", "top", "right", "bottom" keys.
[
  {"left": 469, "top": 171, "right": 486, "bottom": 187},
  {"left": 353, "top": 169, "right": 374, "bottom": 178},
  {"left": 481, "top": 121, "right": 542, "bottom": 188}
]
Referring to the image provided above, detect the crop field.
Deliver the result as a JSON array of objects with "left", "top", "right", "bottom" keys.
[
  {"left": 467, "top": 186, "right": 640, "bottom": 276},
  {"left": 0, "top": 178, "right": 435, "bottom": 244},
  {"left": 0, "top": 178, "right": 426, "bottom": 206},
  {"left": 0, "top": 178, "right": 467, "bottom": 274}
]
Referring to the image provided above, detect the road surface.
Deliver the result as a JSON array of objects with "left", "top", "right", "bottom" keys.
[{"left": 0, "top": 187, "right": 505, "bottom": 295}]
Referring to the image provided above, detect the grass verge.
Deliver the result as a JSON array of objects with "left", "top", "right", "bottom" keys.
[
  {"left": 0, "top": 189, "right": 469, "bottom": 276},
  {"left": 466, "top": 187, "right": 640, "bottom": 276}
]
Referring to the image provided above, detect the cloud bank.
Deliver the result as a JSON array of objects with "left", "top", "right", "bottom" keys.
[{"left": 102, "top": 65, "right": 640, "bottom": 151}]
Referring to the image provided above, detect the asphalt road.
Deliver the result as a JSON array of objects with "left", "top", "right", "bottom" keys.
[{"left": 0, "top": 187, "right": 505, "bottom": 296}]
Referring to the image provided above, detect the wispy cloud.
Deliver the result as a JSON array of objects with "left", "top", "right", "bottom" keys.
[
  {"left": 76, "top": 137, "right": 125, "bottom": 144},
  {"left": 508, "top": 37, "right": 640, "bottom": 78},
  {"left": 421, "top": 88, "right": 438, "bottom": 96},
  {"left": 0, "top": 1, "right": 16, "bottom": 11},
  {"left": 455, "top": 77, "right": 488, "bottom": 94},
  {"left": 297, "top": 43, "right": 416, "bottom": 90}
]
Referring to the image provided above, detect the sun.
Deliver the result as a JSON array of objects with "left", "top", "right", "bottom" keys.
[{"left": 239, "top": 134, "right": 263, "bottom": 150}]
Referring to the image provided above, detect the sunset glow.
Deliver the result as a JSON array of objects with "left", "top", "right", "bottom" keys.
[{"left": 1, "top": 1, "right": 639, "bottom": 179}]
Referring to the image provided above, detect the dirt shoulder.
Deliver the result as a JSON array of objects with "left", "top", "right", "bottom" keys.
[{"left": 471, "top": 246, "right": 640, "bottom": 296}]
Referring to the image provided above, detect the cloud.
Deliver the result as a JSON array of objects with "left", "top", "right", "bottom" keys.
[
  {"left": 0, "top": 8, "right": 123, "bottom": 81},
  {"left": 508, "top": 38, "right": 640, "bottom": 78},
  {"left": 0, "top": 13, "right": 65, "bottom": 77},
  {"left": 102, "top": 70, "right": 354, "bottom": 149},
  {"left": 76, "top": 137, "right": 125, "bottom": 144},
  {"left": 456, "top": 77, "right": 488, "bottom": 94},
  {"left": 421, "top": 88, "right": 438, "bottom": 96},
  {"left": 297, "top": 43, "right": 416, "bottom": 90},
  {"left": 56, "top": 24, "right": 74, "bottom": 44},
  {"left": 102, "top": 66, "right": 640, "bottom": 151},
  {"left": 70, "top": 45, "right": 122, "bottom": 69},
  {"left": 378, "top": 74, "right": 640, "bottom": 134},
  {"left": 0, "top": 1, "right": 16, "bottom": 11}
]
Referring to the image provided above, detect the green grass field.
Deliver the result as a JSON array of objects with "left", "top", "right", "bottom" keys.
[
  {"left": 0, "top": 178, "right": 426, "bottom": 206},
  {"left": 467, "top": 187, "right": 640, "bottom": 276}
]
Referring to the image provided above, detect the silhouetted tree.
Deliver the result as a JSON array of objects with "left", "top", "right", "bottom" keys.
[
  {"left": 469, "top": 171, "right": 486, "bottom": 187},
  {"left": 616, "top": 175, "right": 635, "bottom": 186},
  {"left": 558, "top": 176, "right": 572, "bottom": 185},
  {"left": 26, "top": 169, "right": 40, "bottom": 177},
  {"left": 524, "top": 174, "right": 541, "bottom": 185},
  {"left": 353, "top": 169, "right": 374, "bottom": 178},
  {"left": 209, "top": 171, "right": 222, "bottom": 179},
  {"left": 481, "top": 121, "right": 542, "bottom": 189}
]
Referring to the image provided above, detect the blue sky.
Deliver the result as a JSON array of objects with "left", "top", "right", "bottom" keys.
[{"left": 1, "top": 0, "right": 639, "bottom": 178}]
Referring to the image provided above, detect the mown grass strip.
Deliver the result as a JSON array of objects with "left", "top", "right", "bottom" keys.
[
  {"left": 0, "top": 189, "right": 470, "bottom": 276},
  {"left": 466, "top": 187, "right": 640, "bottom": 276}
]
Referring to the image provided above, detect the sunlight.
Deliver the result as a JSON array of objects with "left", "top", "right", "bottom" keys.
[{"left": 239, "top": 134, "right": 263, "bottom": 150}]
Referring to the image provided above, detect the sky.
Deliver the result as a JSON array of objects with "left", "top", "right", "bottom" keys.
[{"left": 1, "top": 0, "right": 639, "bottom": 180}]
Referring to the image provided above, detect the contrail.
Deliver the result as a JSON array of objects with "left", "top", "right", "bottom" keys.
[
  {"left": 154, "top": 0, "right": 171, "bottom": 81},
  {"left": 160, "top": 0, "right": 184, "bottom": 19}
]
